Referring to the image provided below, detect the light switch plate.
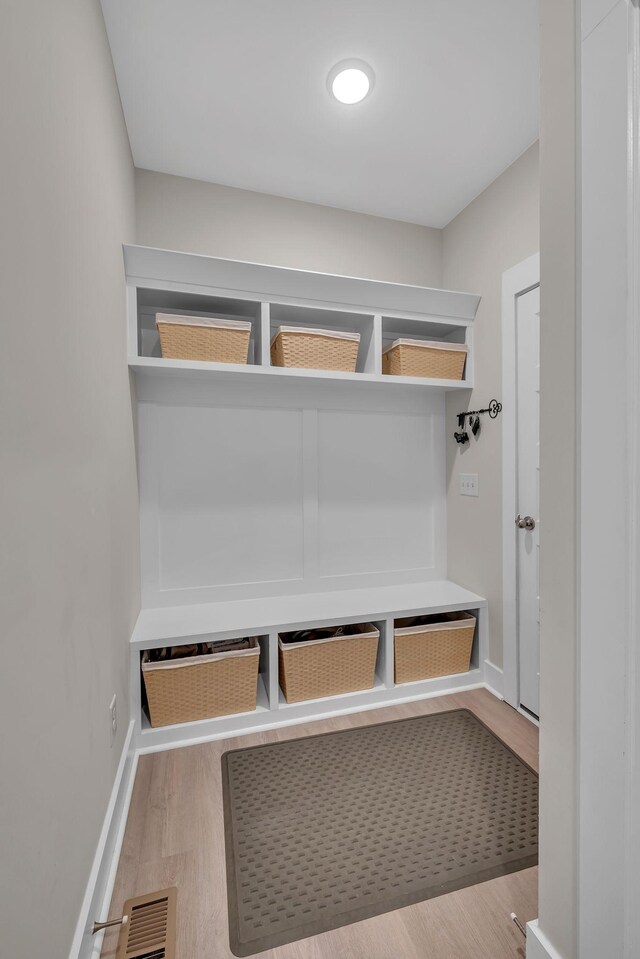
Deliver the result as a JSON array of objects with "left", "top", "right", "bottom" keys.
[{"left": 460, "top": 473, "right": 479, "bottom": 496}]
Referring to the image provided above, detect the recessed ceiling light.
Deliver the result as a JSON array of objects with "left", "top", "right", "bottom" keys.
[{"left": 327, "top": 59, "right": 375, "bottom": 105}]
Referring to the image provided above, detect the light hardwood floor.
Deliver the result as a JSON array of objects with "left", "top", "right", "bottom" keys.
[{"left": 101, "top": 689, "right": 537, "bottom": 959}]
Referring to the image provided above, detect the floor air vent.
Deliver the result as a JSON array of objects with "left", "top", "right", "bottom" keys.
[{"left": 115, "top": 887, "right": 176, "bottom": 959}]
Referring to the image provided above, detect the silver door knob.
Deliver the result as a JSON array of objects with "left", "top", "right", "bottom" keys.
[{"left": 515, "top": 514, "right": 536, "bottom": 530}]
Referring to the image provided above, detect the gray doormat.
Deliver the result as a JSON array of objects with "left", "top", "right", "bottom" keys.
[{"left": 222, "top": 708, "right": 538, "bottom": 956}]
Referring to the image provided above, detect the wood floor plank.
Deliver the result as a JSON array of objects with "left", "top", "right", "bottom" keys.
[{"left": 101, "top": 689, "right": 538, "bottom": 959}]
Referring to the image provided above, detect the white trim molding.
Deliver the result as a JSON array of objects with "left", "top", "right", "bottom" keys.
[
  {"left": 483, "top": 659, "right": 504, "bottom": 698},
  {"left": 68, "top": 721, "right": 138, "bottom": 959},
  {"left": 527, "top": 920, "right": 566, "bottom": 959},
  {"left": 501, "top": 253, "right": 540, "bottom": 709},
  {"left": 578, "top": 2, "right": 640, "bottom": 957},
  {"left": 625, "top": 7, "right": 640, "bottom": 957}
]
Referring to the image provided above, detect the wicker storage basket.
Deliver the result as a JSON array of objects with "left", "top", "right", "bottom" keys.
[
  {"left": 382, "top": 338, "right": 468, "bottom": 380},
  {"left": 279, "top": 623, "right": 379, "bottom": 704},
  {"left": 141, "top": 638, "right": 260, "bottom": 727},
  {"left": 394, "top": 611, "right": 476, "bottom": 684},
  {"left": 156, "top": 313, "right": 251, "bottom": 363},
  {"left": 271, "top": 326, "right": 360, "bottom": 372}
]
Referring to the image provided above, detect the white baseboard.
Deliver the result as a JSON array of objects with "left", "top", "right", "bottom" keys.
[
  {"left": 483, "top": 659, "right": 504, "bottom": 698},
  {"left": 68, "top": 720, "right": 138, "bottom": 959},
  {"left": 526, "top": 920, "right": 566, "bottom": 959}
]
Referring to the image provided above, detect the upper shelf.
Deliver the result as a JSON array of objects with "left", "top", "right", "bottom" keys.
[
  {"left": 130, "top": 356, "right": 472, "bottom": 391},
  {"left": 124, "top": 245, "right": 481, "bottom": 321},
  {"left": 125, "top": 245, "right": 480, "bottom": 391}
]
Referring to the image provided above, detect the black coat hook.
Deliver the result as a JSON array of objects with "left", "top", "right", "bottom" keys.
[{"left": 454, "top": 399, "right": 502, "bottom": 444}]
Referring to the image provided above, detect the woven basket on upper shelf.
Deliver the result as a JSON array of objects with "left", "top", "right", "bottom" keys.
[
  {"left": 156, "top": 313, "right": 251, "bottom": 363},
  {"left": 279, "top": 624, "right": 379, "bottom": 704},
  {"left": 394, "top": 611, "right": 476, "bottom": 683},
  {"left": 141, "top": 639, "right": 260, "bottom": 727},
  {"left": 271, "top": 326, "right": 360, "bottom": 372},
  {"left": 382, "top": 338, "right": 468, "bottom": 380}
]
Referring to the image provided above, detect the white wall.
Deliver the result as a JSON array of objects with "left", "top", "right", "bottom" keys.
[
  {"left": 135, "top": 169, "right": 443, "bottom": 287},
  {"left": 0, "top": 2, "right": 139, "bottom": 956},
  {"left": 536, "top": 0, "right": 578, "bottom": 956},
  {"left": 442, "top": 143, "right": 540, "bottom": 669}
]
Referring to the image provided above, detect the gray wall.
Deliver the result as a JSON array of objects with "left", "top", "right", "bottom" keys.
[
  {"left": 135, "top": 169, "right": 443, "bottom": 287},
  {"left": 538, "top": 0, "right": 577, "bottom": 955},
  {"left": 442, "top": 143, "right": 540, "bottom": 668},
  {"left": 0, "top": 1, "right": 139, "bottom": 956}
]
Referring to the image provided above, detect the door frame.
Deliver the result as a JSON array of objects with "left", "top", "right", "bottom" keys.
[{"left": 501, "top": 252, "right": 540, "bottom": 709}]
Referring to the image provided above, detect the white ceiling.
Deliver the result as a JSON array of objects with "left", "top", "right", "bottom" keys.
[{"left": 101, "top": 0, "right": 539, "bottom": 228}]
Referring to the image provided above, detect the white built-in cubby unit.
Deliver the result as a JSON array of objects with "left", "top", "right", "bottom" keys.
[
  {"left": 125, "top": 245, "right": 486, "bottom": 750},
  {"left": 127, "top": 245, "right": 477, "bottom": 389}
]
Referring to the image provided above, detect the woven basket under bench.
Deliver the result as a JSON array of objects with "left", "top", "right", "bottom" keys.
[
  {"left": 394, "top": 611, "right": 476, "bottom": 684},
  {"left": 279, "top": 624, "right": 379, "bottom": 704},
  {"left": 142, "top": 639, "right": 260, "bottom": 727}
]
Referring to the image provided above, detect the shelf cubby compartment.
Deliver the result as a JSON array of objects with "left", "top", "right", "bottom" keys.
[
  {"left": 392, "top": 610, "right": 479, "bottom": 686},
  {"left": 139, "top": 634, "right": 268, "bottom": 730},
  {"left": 135, "top": 287, "right": 263, "bottom": 365},
  {"left": 381, "top": 315, "right": 473, "bottom": 386},
  {"left": 277, "top": 620, "right": 386, "bottom": 705},
  {"left": 267, "top": 303, "right": 376, "bottom": 373}
]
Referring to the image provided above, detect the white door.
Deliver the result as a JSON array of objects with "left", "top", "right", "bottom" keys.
[{"left": 516, "top": 286, "right": 540, "bottom": 717}]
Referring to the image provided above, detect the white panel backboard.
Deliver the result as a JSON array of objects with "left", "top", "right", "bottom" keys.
[
  {"left": 317, "top": 409, "right": 440, "bottom": 579},
  {"left": 138, "top": 385, "right": 446, "bottom": 606},
  {"left": 141, "top": 404, "right": 304, "bottom": 601}
]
